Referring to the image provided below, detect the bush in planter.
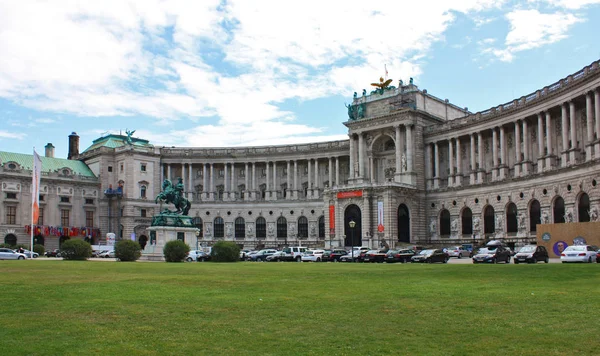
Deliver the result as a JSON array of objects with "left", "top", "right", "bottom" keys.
[
  {"left": 33, "top": 244, "right": 45, "bottom": 256},
  {"left": 211, "top": 241, "right": 240, "bottom": 262},
  {"left": 163, "top": 240, "right": 190, "bottom": 262},
  {"left": 115, "top": 240, "right": 142, "bottom": 262},
  {"left": 60, "top": 239, "right": 92, "bottom": 260}
]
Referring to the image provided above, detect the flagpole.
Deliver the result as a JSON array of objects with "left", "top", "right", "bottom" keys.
[{"left": 30, "top": 147, "right": 35, "bottom": 257}]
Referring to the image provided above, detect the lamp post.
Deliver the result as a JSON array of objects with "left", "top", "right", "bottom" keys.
[{"left": 349, "top": 220, "right": 356, "bottom": 262}]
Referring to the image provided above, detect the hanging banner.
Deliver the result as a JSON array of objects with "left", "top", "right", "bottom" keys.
[
  {"left": 337, "top": 190, "right": 363, "bottom": 199},
  {"left": 377, "top": 201, "right": 384, "bottom": 232},
  {"left": 329, "top": 205, "right": 335, "bottom": 234}
]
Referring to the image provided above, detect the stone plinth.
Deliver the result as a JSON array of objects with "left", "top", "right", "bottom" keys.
[{"left": 142, "top": 226, "right": 199, "bottom": 261}]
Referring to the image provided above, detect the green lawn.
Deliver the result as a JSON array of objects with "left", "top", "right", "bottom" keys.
[{"left": 1, "top": 261, "right": 598, "bottom": 355}]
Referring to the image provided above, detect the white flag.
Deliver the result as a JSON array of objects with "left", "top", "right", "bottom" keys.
[{"left": 32, "top": 150, "right": 42, "bottom": 224}]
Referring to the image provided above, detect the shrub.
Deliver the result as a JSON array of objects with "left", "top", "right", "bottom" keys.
[
  {"left": 163, "top": 240, "right": 190, "bottom": 262},
  {"left": 33, "top": 244, "right": 45, "bottom": 256},
  {"left": 115, "top": 240, "right": 142, "bottom": 262},
  {"left": 211, "top": 241, "right": 240, "bottom": 262},
  {"left": 0, "top": 243, "right": 12, "bottom": 248},
  {"left": 60, "top": 239, "right": 92, "bottom": 260}
]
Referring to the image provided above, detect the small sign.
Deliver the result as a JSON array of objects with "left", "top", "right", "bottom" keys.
[
  {"left": 541, "top": 232, "right": 551, "bottom": 242},
  {"left": 337, "top": 190, "right": 363, "bottom": 199}
]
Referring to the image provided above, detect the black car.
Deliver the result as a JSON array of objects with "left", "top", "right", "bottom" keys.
[
  {"left": 472, "top": 246, "right": 512, "bottom": 264},
  {"left": 45, "top": 249, "right": 61, "bottom": 258},
  {"left": 323, "top": 249, "right": 348, "bottom": 262},
  {"left": 513, "top": 245, "right": 549, "bottom": 264},
  {"left": 411, "top": 249, "right": 449, "bottom": 263},
  {"left": 385, "top": 249, "right": 416, "bottom": 263}
]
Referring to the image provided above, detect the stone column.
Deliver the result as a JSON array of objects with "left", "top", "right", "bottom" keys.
[
  {"left": 223, "top": 163, "right": 228, "bottom": 199},
  {"left": 307, "top": 159, "right": 312, "bottom": 198},
  {"left": 244, "top": 163, "right": 249, "bottom": 200},
  {"left": 293, "top": 160, "right": 298, "bottom": 199},
  {"left": 448, "top": 139, "right": 454, "bottom": 187},
  {"left": 335, "top": 157, "right": 340, "bottom": 188},
  {"left": 569, "top": 101, "right": 577, "bottom": 164},
  {"left": 406, "top": 124, "right": 413, "bottom": 172},
  {"left": 395, "top": 126, "right": 401, "bottom": 174},
  {"left": 286, "top": 161, "right": 291, "bottom": 200},
  {"left": 203, "top": 164, "right": 208, "bottom": 199},
  {"left": 160, "top": 162, "right": 164, "bottom": 185},
  {"left": 492, "top": 128, "right": 498, "bottom": 181},
  {"left": 167, "top": 164, "right": 171, "bottom": 181},
  {"left": 425, "top": 143, "right": 432, "bottom": 183},
  {"left": 455, "top": 137, "right": 462, "bottom": 186},
  {"left": 499, "top": 126, "right": 507, "bottom": 179},
  {"left": 515, "top": 121, "right": 521, "bottom": 177},
  {"left": 545, "top": 111, "right": 553, "bottom": 169},
  {"left": 314, "top": 159, "right": 319, "bottom": 198},
  {"left": 273, "top": 161, "right": 277, "bottom": 200},
  {"left": 595, "top": 89, "right": 600, "bottom": 158},
  {"left": 586, "top": 92, "right": 594, "bottom": 161},
  {"left": 349, "top": 135, "right": 355, "bottom": 180},
  {"left": 369, "top": 157, "right": 374, "bottom": 183},
  {"left": 470, "top": 134, "right": 476, "bottom": 185},
  {"left": 210, "top": 163, "right": 214, "bottom": 200},
  {"left": 358, "top": 133, "right": 364, "bottom": 178},
  {"left": 523, "top": 120, "right": 530, "bottom": 175},
  {"left": 362, "top": 195, "right": 370, "bottom": 243},
  {"left": 188, "top": 163, "right": 193, "bottom": 200},
  {"left": 328, "top": 157, "right": 333, "bottom": 188},
  {"left": 561, "top": 103, "right": 569, "bottom": 167},
  {"left": 477, "top": 132, "right": 484, "bottom": 183},
  {"left": 537, "top": 113, "right": 544, "bottom": 173},
  {"left": 265, "top": 161, "right": 270, "bottom": 198},
  {"left": 433, "top": 142, "right": 440, "bottom": 189},
  {"left": 230, "top": 163, "right": 235, "bottom": 200}
]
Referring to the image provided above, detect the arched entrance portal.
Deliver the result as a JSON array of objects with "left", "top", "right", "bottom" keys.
[
  {"left": 4, "top": 234, "right": 17, "bottom": 246},
  {"left": 397, "top": 204, "right": 410, "bottom": 243},
  {"left": 139, "top": 235, "right": 148, "bottom": 250},
  {"left": 344, "top": 204, "right": 362, "bottom": 247}
]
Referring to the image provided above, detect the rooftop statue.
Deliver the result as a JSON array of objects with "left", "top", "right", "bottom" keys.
[
  {"left": 125, "top": 129, "right": 136, "bottom": 145},
  {"left": 370, "top": 76, "right": 394, "bottom": 95}
]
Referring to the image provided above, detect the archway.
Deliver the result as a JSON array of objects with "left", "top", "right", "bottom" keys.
[
  {"left": 461, "top": 208, "right": 473, "bottom": 235},
  {"left": 578, "top": 193, "right": 590, "bottom": 222},
  {"left": 397, "top": 204, "right": 410, "bottom": 243},
  {"left": 484, "top": 206, "right": 495, "bottom": 234},
  {"left": 4, "top": 234, "right": 17, "bottom": 246},
  {"left": 553, "top": 196, "right": 565, "bottom": 223},
  {"left": 139, "top": 235, "right": 148, "bottom": 250},
  {"left": 529, "top": 200, "right": 541, "bottom": 232},
  {"left": 506, "top": 203, "right": 518, "bottom": 233},
  {"left": 344, "top": 204, "right": 362, "bottom": 247},
  {"left": 439, "top": 209, "right": 450, "bottom": 236}
]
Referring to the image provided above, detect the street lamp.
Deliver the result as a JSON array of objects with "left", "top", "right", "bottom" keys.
[{"left": 349, "top": 220, "right": 356, "bottom": 262}]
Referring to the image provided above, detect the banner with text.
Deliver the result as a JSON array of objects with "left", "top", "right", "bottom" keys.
[
  {"left": 329, "top": 205, "right": 335, "bottom": 234},
  {"left": 336, "top": 190, "right": 363, "bottom": 199}
]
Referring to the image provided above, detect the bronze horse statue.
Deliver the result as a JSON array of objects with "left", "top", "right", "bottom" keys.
[{"left": 155, "top": 178, "right": 191, "bottom": 216}]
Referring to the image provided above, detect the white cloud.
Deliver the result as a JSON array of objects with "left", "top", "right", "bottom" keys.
[
  {"left": 0, "top": 130, "right": 26, "bottom": 140},
  {"left": 531, "top": 0, "right": 600, "bottom": 9}
]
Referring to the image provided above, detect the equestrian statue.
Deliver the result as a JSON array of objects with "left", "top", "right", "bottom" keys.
[{"left": 155, "top": 177, "right": 191, "bottom": 215}]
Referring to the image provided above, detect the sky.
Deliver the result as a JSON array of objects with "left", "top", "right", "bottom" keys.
[{"left": 1, "top": 0, "right": 599, "bottom": 159}]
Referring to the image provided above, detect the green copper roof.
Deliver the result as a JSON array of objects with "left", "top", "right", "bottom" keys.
[
  {"left": 82, "top": 134, "right": 152, "bottom": 153},
  {"left": 0, "top": 151, "right": 96, "bottom": 178}
]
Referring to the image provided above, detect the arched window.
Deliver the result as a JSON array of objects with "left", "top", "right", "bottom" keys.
[
  {"left": 553, "top": 197, "right": 565, "bottom": 223},
  {"left": 4, "top": 234, "right": 17, "bottom": 246},
  {"left": 484, "top": 206, "right": 495, "bottom": 234},
  {"left": 439, "top": 209, "right": 451, "bottom": 236},
  {"left": 506, "top": 203, "right": 518, "bottom": 233},
  {"left": 461, "top": 208, "right": 473, "bottom": 235},
  {"left": 256, "top": 217, "right": 266, "bottom": 238},
  {"left": 578, "top": 193, "right": 590, "bottom": 222},
  {"left": 193, "top": 217, "right": 203, "bottom": 237},
  {"left": 298, "top": 216, "right": 308, "bottom": 238},
  {"left": 140, "top": 185, "right": 147, "bottom": 199},
  {"left": 214, "top": 217, "right": 224, "bottom": 237},
  {"left": 235, "top": 217, "right": 245, "bottom": 238},
  {"left": 277, "top": 216, "right": 287, "bottom": 238},
  {"left": 318, "top": 216, "right": 325, "bottom": 238},
  {"left": 529, "top": 200, "right": 541, "bottom": 232}
]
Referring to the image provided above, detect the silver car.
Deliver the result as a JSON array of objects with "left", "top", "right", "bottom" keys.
[{"left": 0, "top": 248, "right": 27, "bottom": 260}]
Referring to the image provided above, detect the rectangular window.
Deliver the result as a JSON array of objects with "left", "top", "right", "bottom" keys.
[
  {"left": 283, "top": 168, "right": 287, "bottom": 176},
  {"left": 239, "top": 170, "right": 245, "bottom": 177},
  {"left": 85, "top": 198, "right": 94, "bottom": 205},
  {"left": 140, "top": 163, "right": 147, "bottom": 172},
  {"left": 6, "top": 192, "right": 17, "bottom": 199},
  {"left": 38, "top": 208, "right": 44, "bottom": 225},
  {"left": 108, "top": 166, "right": 113, "bottom": 172},
  {"left": 60, "top": 196, "right": 70, "bottom": 203},
  {"left": 61, "top": 209, "right": 70, "bottom": 226},
  {"left": 120, "top": 164, "right": 124, "bottom": 172},
  {"left": 304, "top": 166, "right": 308, "bottom": 174},
  {"left": 141, "top": 209, "right": 147, "bottom": 217},
  {"left": 85, "top": 211, "right": 94, "bottom": 227},
  {"left": 39, "top": 195, "right": 44, "bottom": 201},
  {"left": 177, "top": 232, "right": 185, "bottom": 241},
  {"left": 6, "top": 206, "right": 16, "bottom": 225},
  {"left": 219, "top": 169, "right": 224, "bottom": 177},
  {"left": 261, "top": 168, "right": 266, "bottom": 177}
]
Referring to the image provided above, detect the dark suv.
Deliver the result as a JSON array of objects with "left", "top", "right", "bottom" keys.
[{"left": 513, "top": 245, "right": 549, "bottom": 264}]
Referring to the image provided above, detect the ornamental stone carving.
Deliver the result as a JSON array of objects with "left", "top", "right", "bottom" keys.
[
  {"left": 473, "top": 217, "right": 480, "bottom": 231},
  {"left": 541, "top": 210, "right": 549, "bottom": 224},
  {"left": 589, "top": 206, "right": 599, "bottom": 222},
  {"left": 451, "top": 218, "right": 458, "bottom": 232},
  {"left": 518, "top": 213, "right": 527, "bottom": 230},
  {"left": 564, "top": 208, "right": 574, "bottom": 223},
  {"left": 495, "top": 215, "right": 503, "bottom": 230}
]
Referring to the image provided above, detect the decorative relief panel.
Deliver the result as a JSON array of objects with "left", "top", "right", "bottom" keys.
[
  {"left": 57, "top": 187, "right": 74, "bottom": 196},
  {"left": 247, "top": 222, "right": 255, "bottom": 237},
  {"left": 225, "top": 222, "right": 234, "bottom": 237},
  {"left": 2, "top": 182, "right": 21, "bottom": 192},
  {"left": 267, "top": 223, "right": 275, "bottom": 237},
  {"left": 82, "top": 189, "right": 98, "bottom": 197}
]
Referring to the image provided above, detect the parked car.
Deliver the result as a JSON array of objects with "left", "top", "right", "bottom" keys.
[
  {"left": 597, "top": 248, "right": 600, "bottom": 263},
  {"left": 246, "top": 249, "right": 277, "bottom": 262},
  {"left": 195, "top": 251, "right": 211, "bottom": 262},
  {"left": 362, "top": 249, "right": 387, "bottom": 263},
  {"left": 339, "top": 252, "right": 358, "bottom": 262},
  {"left": 17, "top": 249, "right": 39, "bottom": 258},
  {"left": 45, "top": 249, "right": 61, "bottom": 258},
  {"left": 411, "top": 249, "right": 449, "bottom": 263},
  {"left": 560, "top": 245, "right": 598, "bottom": 263},
  {"left": 445, "top": 246, "right": 470, "bottom": 259},
  {"left": 322, "top": 249, "right": 348, "bottom": 262},
  {"left": 472, "top": 246, "right": 511, "bottom": 264},
  {"left": 0, "top": 248, "right": 27, "bottom": 260},
  {"left": 301, "top": 250, "right": 325, "bottom": 262},
  {"left": 187, "top": 250, "right": 207, "bottom": 262},
  {"left": 239, "top": 249, "right": 251, "bottom": 261},
  {"left": 513, "top": 245, "right": 549, "bottom": 264},
  {"left": 98, "top": 250, "right": 116, "bottom": 258},
  {"left": 266, "top": 251, "right": 287, "bottom": 262},
  {"left": 281, "top": 246, "right": 308, "bottom": 262},
  {"left": 385, "top": 249, "right": 416, "bottom": 263}
]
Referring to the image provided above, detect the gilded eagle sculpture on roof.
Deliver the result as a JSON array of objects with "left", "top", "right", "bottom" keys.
[{"left": 371, "top": 77, "right": 393, "bottom": 90}]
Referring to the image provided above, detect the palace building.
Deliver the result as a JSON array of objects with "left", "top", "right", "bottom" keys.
[{"left": 2, "top": 59, "right": 600, "bottom": 252}]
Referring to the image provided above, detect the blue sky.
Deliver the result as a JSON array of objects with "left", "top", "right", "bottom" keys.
[{"left": 1, "top": 0, "right": 599, "bottom": 159}]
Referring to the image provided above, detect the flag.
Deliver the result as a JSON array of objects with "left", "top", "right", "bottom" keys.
[
  {"left": 32, "top": 150, "right": 42, "bottom": 224},
  {"left": 385, "top": 64, "right": 388, "bottom": 80},
  {"left": 377, "top": 201, "right": 384, "bottom": 233}
]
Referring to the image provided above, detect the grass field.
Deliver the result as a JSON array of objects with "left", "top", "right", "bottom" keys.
[{"left": 1, "top": 260, "right": 599, "bottom": 355}]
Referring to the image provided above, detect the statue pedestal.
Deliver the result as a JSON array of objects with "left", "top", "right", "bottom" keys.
[{"left": 142, "top": 226, "right": 199, "bottom": 261}]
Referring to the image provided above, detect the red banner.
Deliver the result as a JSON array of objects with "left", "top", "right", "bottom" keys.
[
  {"left": 329, "top": 205, "right": 335, "bottom": 232},
  {"left": 336, "top": 190, "right": 363, "bottom": 199}
]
